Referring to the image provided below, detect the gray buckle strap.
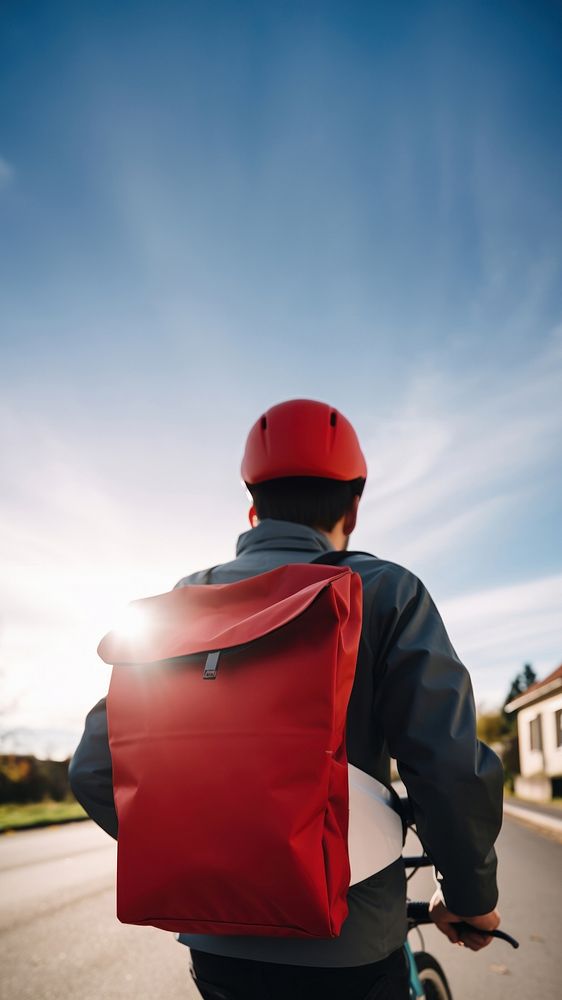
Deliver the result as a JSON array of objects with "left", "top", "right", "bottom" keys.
[{"left": 203, "top": 650, "right": 220, "bottom": 679}]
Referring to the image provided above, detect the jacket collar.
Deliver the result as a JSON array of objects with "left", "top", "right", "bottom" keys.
[{"left": 236, "top": 519, "right": 334, "bottom": 557}]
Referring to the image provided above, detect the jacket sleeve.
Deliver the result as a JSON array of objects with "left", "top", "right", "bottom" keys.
[
  {"left": 68, "top": 697, "right": 118, "bottom": 840},
  {"left": 376, "top": 569, "right": 503, "bottom": 916}
]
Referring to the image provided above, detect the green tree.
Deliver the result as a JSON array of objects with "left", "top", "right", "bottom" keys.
[
  {"left": 477, "top": 711, "right": 510, "bottom": 743},
  {"left": 522, "top": 663, "right": 537, "bottom": 688},
  {"left": 502, "top": 663, "right": 537, "bottom": 728},
  {"left": 499, "top": 663, "right": 537, "bottom": 789}
]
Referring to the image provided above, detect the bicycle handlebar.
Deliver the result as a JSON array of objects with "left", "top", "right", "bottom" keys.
[
  {"left": 407, "top": 902, "right": 519, "bottom": 949},
  {"left": 400, "top": 799, "right": 519, "bottom": 949}
]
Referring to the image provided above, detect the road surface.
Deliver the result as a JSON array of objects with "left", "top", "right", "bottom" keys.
[{"left": 1, "top": 814, "right": 560, "bottom": 999}]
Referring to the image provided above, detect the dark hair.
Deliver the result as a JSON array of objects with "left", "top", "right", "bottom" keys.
[{"left": 248, "top": 476, "right": 365, "bottom": 531}]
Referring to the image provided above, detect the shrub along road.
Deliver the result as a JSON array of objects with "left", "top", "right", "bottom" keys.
[
  {"left": 0, "top": 813, "right": 560, "bottom": 1000},
  {"left": 0, "top": 799, "right": 88, "bottom": 832}
]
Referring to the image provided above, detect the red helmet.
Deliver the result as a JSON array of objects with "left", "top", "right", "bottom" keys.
[{"left": 241, "top": 399, "right": 367, "bottom": 485}]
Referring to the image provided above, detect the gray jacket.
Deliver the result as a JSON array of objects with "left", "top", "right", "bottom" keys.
[{"left": 69, "top": 519, "right": 503, "bottom": 967}]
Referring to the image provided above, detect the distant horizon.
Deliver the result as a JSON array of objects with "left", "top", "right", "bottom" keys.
[{"left": 1, "top": 0, "right": 561, "bottom": 734}]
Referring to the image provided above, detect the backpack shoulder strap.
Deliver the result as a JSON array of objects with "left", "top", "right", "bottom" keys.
[
  {"left": 310, "top": 549, "right": 377, "bottom": 566},
  {"left": 313, "top": 548, "right": 406, "bottom": 835}
]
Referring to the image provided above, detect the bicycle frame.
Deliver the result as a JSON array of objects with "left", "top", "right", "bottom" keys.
[{"left": 405, "top": 940, "right": 425, "bottom": 1000}]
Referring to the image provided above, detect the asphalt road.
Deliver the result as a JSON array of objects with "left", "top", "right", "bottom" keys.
[{"left": 1, "top": 815, "right": 560, "bottom": 1000}]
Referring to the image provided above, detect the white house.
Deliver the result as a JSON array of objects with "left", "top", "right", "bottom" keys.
[{"left": 506, "top": 664, "right": 562, "bottom": 801}]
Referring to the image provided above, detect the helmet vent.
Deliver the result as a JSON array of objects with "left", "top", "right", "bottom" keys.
[
  {"left": 330, "top": 411, "right": 337, "bottom": 427},
  {"left": 261, "top": 416, "right": 267, "bottom": 430}
]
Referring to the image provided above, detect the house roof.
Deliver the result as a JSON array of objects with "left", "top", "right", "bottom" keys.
[{"left": 505, "top": 663, "right": 562, "bottom": 713}]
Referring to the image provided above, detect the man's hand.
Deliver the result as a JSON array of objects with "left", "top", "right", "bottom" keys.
[{"left": 429, "top": 890, "right": 501, "bottom": 951}]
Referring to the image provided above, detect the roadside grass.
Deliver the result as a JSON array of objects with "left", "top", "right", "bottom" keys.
[{"left": 0, "top": 799, "right": 88, "bottom": 833}]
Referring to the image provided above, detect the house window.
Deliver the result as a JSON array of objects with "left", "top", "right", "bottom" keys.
[
  {"left": 529, "top": 716, "right": 542, "bottom": 751},
  {"left": 556, "top": 709, "right": 562, "bottom": 749}
]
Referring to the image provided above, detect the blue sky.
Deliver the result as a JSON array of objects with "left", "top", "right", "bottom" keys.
[{"left": 1, "top": 0, "right": 561, "bottom": 740}]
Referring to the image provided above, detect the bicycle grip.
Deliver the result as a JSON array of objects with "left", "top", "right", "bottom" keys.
[
  {"left": 455, "top": 922, "right": 519, "bottom": 949},
  {"left": 407, "top": 903, "right": 519, "bottom": 948}
]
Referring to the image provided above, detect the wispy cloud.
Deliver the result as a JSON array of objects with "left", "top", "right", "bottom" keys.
[
  {"left": 358, "top": 327, "right": 562, "bottom": 570},
  {"left": 440, "top": 573, "right": 562, "bottom": 708},
  {"left": 352, "top": 331, "right": 562, "bottom": 704}
]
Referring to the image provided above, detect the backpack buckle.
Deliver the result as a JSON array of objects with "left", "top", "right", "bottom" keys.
[{"left": 203, "top": 650, "right": 220, "bottom": 679}]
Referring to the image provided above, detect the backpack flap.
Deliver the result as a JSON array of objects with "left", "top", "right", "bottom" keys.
[
  {"left": 100, "top": 562, "right": 363, "bottom": 939},
  {"left": 98, "top": 562, "right": 352, "bottom": 667}
]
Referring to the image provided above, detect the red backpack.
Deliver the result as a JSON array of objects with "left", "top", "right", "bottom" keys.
[{"left": 98, "top": 559, "right": 363, "bottom": 938}]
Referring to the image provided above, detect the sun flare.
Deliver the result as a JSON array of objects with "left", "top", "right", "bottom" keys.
[{"left": 113, "top": 605, "right": 148, "bottom": 642}]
